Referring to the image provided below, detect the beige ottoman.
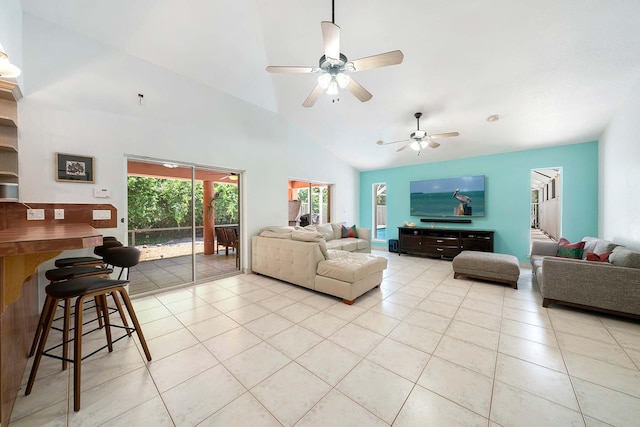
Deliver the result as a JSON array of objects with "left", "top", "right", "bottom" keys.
[
  {"left": 315, "top": 253, "right": 388, "bottom": 304},
  {"left": 452, "top": 250, "right": 520, "bottom": 289}
]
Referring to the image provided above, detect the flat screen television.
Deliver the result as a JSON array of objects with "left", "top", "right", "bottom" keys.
[{"left": 410, "top": 175, "right": 485, "bottom": 217}]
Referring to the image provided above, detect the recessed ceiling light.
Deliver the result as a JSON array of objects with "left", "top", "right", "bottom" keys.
[{"left": 486, "top": 114, "right": 502, "bottom": 122}]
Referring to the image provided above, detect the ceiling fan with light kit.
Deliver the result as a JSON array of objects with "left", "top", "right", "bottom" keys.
[
  {"left": 377, "top": 112, "right": 460, "bottom": 154},
  {"left": 265, "top": 0, "right": 404, "bottom": 107}
]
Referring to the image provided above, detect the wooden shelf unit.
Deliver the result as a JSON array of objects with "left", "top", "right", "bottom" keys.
[
  {"left": 0, "top": 81, "right": 21, "bottom": 198},
  {"left": 398, "top": 227, "right": 494, "bottom": 259}
]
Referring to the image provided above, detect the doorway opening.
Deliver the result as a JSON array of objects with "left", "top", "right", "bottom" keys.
[
  {"left": 531, "top": 168, "right": 561, "bottom": 247},
  {"left": 126, "top": 158, "right": 241, "bottom": 296},
  {"left": 372, "top": 183, "right": 387, "bottom": 241},
  {"left": 288, "top": 180, "right": 331, "bottom": 227}
]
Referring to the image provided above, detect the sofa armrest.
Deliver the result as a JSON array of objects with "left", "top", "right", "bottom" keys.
[
  {"left": 530, "top": 240, "right": 558, "bottom": 257},
  {"left": 356, "top": 227, "right": 371, "bottom": 242},
  {"left": 541, "top": 257, "right": 640, "bottom": 315}
]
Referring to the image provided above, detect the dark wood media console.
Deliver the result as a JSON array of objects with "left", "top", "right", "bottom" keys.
[{"left": 398, "top": 227, "right": 495, "bottom": 259}]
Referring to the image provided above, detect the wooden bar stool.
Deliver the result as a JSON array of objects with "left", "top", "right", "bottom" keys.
[
  {"left": 28, "top": 264, "right": 115, "bottom": 359},
  {"left": 54, "top": 237, "right": 122, "bottom": 268},
  {"left": 26, "top": 276, "right": 152, "bottom": 412}
]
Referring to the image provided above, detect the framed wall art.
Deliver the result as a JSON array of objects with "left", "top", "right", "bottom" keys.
[{"left": 55, "top": 153, "right": 95, "bottom": 183}]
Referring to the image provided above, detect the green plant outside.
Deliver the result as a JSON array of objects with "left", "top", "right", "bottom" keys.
[{"left": 128, "top": 177, "right": 238, "bottom": 245}]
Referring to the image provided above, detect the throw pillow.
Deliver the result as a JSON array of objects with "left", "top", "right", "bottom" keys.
[
  {"left": 556, "top": 237, "right": 585, "bottom": 259},
  {"left": 315, "top": 223, "right": 334, "bottom": 241},
  {"left": 331, "top": 222, "right": 346, "bottom": 240},
  {"left": 585, "top": 252, "right": 612, "bottom": 262},
  {"left": 341, "top": 224, "right": 358, "bottom": 238},
  {"left": 609, "top": 246, "right": 640, "bottom": 269}
]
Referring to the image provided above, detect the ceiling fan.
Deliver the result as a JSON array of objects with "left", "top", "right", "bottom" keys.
[
  {"left": 376, "top": 112, "right": 460, "bottom": 153},
  {"left": 265, "top": 0, "right": 404, "bottom": 107},
  {"left": 221, "top": 173, "right": 238, "bottom": 182}
]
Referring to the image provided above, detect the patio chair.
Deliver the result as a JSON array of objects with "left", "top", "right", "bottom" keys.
[
  {"left": 225, "top": 227, "right": 240, "bottom": 268},
  {"left": 215, "top": 227, "right": 234, "bottom": 255}
]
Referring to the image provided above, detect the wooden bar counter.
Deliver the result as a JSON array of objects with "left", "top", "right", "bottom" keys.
[{"left": 0, "top": 223, "right": 103, "bottom": 426}]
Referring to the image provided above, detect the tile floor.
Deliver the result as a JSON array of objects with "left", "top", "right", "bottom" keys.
[
  {"left": 129, "top": 252, "right": 239, "bottom": 295},
  {"left": 10, "top": 251, "right": 640, "bottom": 426}
]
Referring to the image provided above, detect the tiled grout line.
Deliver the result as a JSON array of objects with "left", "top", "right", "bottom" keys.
[{"left": 12, "top": 254, "right": 635, "bottom": 422}]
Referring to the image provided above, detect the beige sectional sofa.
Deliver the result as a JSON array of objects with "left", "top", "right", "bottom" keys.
[
  {"left": 530, "top": 237, "right": 640, "bottom": 318},
  {"left": 251, "top": 225, "right": 386, "bottom": 304}
]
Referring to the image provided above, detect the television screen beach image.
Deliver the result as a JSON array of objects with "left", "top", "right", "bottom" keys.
[{"left": 410, "top": 175, "right": 485, "bottom": 217}]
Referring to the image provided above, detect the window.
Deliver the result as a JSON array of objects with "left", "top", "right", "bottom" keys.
[{"left": 373, "top": 183, "right": 386, "bottom": 240}]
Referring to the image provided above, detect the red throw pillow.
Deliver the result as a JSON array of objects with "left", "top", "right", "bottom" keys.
[
  {"left": 556, "top": 238, "right": 585, "bottom": 259},
  {"left": 586, "top": 252, "right": 612, "bottom": 262},
  {"left": 341, "top": 224, "right": 358, "bottom": 238}
]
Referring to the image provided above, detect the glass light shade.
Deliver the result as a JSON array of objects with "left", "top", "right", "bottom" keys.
[
  {"left": 336, "top": 73, "right": 350, "bottom": 88},
  {"left": 0, "top": 53, "right": 21, "bottom": 78},
  {"left": 327, "top": 79, "right": 339, "bottom": 95},
  {"left": 419, "top": 140, "right": 428, "bottom": 149},
  {"left": 317, "top": 73, "right": 331, "bottom": 89},
  {"left": 410, "top": 141, "right": 421, "bottom": 151}
]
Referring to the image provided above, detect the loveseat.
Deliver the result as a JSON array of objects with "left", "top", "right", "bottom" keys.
[
  {"left": 530, "top": 237, "right": 640, "bottom": 318},
  {"left": 251, "top": 225, "right": 386, "bottom": 304}
]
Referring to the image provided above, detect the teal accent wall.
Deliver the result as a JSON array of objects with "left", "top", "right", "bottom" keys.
[{"left": 360, "top": 141, "right": 598, "bottom": 261}]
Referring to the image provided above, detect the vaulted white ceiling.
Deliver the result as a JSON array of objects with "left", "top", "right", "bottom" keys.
[{"left": 21, "top": 0, "right": 640, "bottom": 171}]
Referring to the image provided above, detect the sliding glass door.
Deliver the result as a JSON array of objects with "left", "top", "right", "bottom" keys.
[
  {"left": 126, "top": 158, "right": 240, "bottom": 296},
  {"left": 288, "top": 180, "right": 331, "bottom": 226}
]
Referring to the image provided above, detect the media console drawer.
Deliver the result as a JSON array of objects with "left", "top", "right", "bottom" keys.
[{"left": 423, "top": 236, "right": 459, "bottom": 246}]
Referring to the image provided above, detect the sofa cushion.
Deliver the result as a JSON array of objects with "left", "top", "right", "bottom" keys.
[
  {"left": 292, "top": 230, "right": 324, "bottom": 242},
  {"left": 531, "top": 255, "right": 546, "bottom": 271},
  {"left": 259, "top": 230, "right": 292, "bottom": 239},
  {"left": 339, "top": 239, "right": 358, "bottom": 252},
  {"left": 317, "top": 253, "right": 387, "bottom": 283},
  {"left": 609, "top": 246, "right": 640, "bottom": 269},
  {"left": 556, "top": 238, "right": 585, "bottom": 259},
  {"left": 331, "top": 222, "right": 346, "bottom": 240},
  {"left": 260, "top": 226, "right": 296, "bottom": 234},
  {"left": 327, "top": 250, "right": 350, "bottom": 260}
]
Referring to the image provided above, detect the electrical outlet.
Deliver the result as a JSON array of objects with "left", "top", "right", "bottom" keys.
[
  {"left": 54, "top": 209, "right": 65, "bottom": 219},
  {"left": 27, "top": 209, "right": 45, "bottom": 220},
  {"left": 92, "top": 210, "right": 111, "bottom": 220}
]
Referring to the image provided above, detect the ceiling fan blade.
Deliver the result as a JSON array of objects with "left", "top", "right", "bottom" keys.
[
  {"left": 427, "top": 140, "right": 440, "bottom": 148},
  {"left": 302, "top": 84, "right": 324, "bottom": 108},
  {"left": 378, "top": 138, "right": 409, "bottom": 146},
  {"left": 429, "top": 131, "right": 459, "bottom": 139},
  {"left": 321, "top": 21, "right": 340, "bottom": 61},
  {"left": 266, "top": 66, "right": 315, "bottom": 73},
  {"left": 351, "top": 50, "right": 404, "bottom": 71},
  {"left": 346, "top": 78, "right": 373, "bottom": 102},
  {"left": 396, "top": 142, "right": 411, "bottom": 152}
]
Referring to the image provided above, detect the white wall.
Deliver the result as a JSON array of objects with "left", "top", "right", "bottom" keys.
[
  {"left": 599, "top": 81, "right": 640, "bottom": 251},
  {"left": 16, "top": 14, "right": 358, "bottom": 266},
  {"left": 0, "top": 0, "right": 23, "bottom": 86}
]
